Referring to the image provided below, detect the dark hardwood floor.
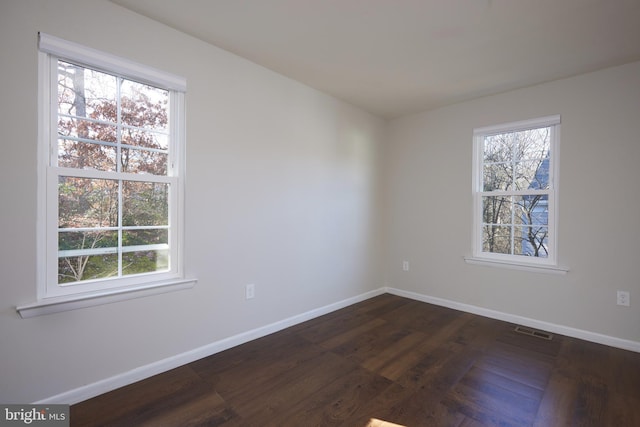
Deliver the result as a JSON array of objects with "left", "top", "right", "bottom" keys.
[{"left": 71, "top": 294, "right": 640, "bottom": 426}]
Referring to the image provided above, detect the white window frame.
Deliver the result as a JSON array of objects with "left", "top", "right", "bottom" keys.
[
  {"left": 465, "top": 115, "right": 567, "bottom": 274},
  {"left": 18, "top": 33, "right": 195, "bottom": 318}
]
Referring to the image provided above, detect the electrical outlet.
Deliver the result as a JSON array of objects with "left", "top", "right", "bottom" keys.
[
  {"left": 617, "top": 290, "right": 630, "bottom": 306},
  {"left": 245, "top": 284, "right": 255, "bottom": 300},
  {"left": 402, "top": 261, "right": 409, "bottom": 271}
]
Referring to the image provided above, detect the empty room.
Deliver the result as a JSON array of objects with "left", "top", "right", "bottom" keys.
[{"left": 1, "top": 0, "right": 640, "bottom": 425}]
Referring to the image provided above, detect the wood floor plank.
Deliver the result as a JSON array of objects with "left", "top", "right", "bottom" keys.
[
  {"left": 355, "top": 294, "right": 414, "bottom": 318},
  {"left": 189, "top": 329, "right": 307, "bottom": 379},
  {"left": 572, "top": 375, "right": 609, "bottom": 426},
  {"left": 443, "top": 366, "right": 541, "bottom": 426},
  {"left": 317, "top": 317, "right": 388, "bottom": 351},
  {"left": 219, "top": 344, "right": 327, "bottom": 408},
  {"left": 262, "top": 367, "right": 393, "bottom": 426},
  {"left": 610, "top": 348, "right": 640, "bottom": 395},
  {"left": 299, "top": 312, "right": 386, "bottom": 348},
  {"left": 361, "top": 330, "right": 428, "bottom": 374},
  {"left": 228, "top": 351, "right": 357, "bottom": 421},
  {"left": 339, "top": 383, "right": 418, "bottom": 426},
  {"left": 397, "top": 341, "right": 479, "bottom": 395},
  {"left": 371, "top": 387, "right": 465, "bottom": 427},
  {"left": 70, "top": 294, "right": 640, "bottom": 426},
  {"left": 604, "top": 391, "right": 640, "bottom": 427},
  {"left": 452, "top": 316, "right": 506, "bottom": 351},
  {"left": 495, "top": 325, "right": 563, "bottom": 358},
  {"left": 137, "top": 392, "right": 236, "bottom": 427},
  {"left": 532, "top": 371, "right": 578, "bottom": 427},
  {"left": 383, "top": 301, "right": 467, "bottom": 339},
  {"left": 330, "top": 322, "right": 413, "bottom": 363},
  {"left": 475, "top": 341, "right": 554, "bottom": 391},
  {"left": 70, "top": 366, "right": 215, "bottom": 426}
]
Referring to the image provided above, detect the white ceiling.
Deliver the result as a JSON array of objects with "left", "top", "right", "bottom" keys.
[{"left": 112, "top": 0, "right": 640, "bottom": 119}]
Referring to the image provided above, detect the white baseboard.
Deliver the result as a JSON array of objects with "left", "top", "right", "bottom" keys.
[
  {"left": 36, "top": 288, "right": 386, "bottom": 405},
  {"left": 385, "top": 287, "right": 640, "bottom": 353}
]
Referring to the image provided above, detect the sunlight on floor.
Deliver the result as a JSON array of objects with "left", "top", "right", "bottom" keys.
[{"left": 365, "top": 418, "right": 406, "bottom": 427}]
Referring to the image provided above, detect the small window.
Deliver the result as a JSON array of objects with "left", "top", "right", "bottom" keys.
[
  {"left": 471, "top": 115, "right": 560, "bottom": 267},
  {"left": 38, "top": 34, "right": 187, "bottom": 299}
]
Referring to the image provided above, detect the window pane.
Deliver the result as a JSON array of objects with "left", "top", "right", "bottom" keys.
[
  {"left": 58, "top": 177, "right": 119, "bottom": 228},
  {"left": 58, "top": 116, "right": 117, "bottom": 142},
  {"left": 483, "top": 134, "right": 512, "bottom": 163},
  {"left": 482, "top": 225, "right": 512, "bottom": 254},
  {"left": 515, "top": 160, "right": 549, "bottom": 190},
  {"left": 58, "top": 61, "right": 117, "bottom": 120},
  {"left": 516, "top": 226, "right": 549, "bottom": 257},
  {"left": 482, "top": 196, "right": 512, "bottom": 225},
  {"left": 123, "top": 229, "right": 168, "bottom": 246},
  {"left": 122, "top": 128, "right": 169, "bottom": 150},
  {"left": 483, "top": 127, "right": 551, "bottom": 190},
  {"left": 513, "top": 127, "right": 550, "bottom": 161},
  {"left": 58, "top": 139, "right": 116, "bottom": 171},
  {"left": 514, "top": 195, "right": 548, "bottom": 226},
  {"left": 122, "top": 250, "right": 169, "bottom": 275},
  {"left": 121, "top": 147, "right": 168, "bottom": 175},
  {"left": 483, "top": 163, "right": 512, "bottom": 191},
  {"left": 59, "top": 230, "right": 118, "bottom": 250},
  {"left": 58, "top": 253, "right": 118, "bottom": 284},
  {"left": 122, "top": 181, "right": 169, "bottom": 226},
  {"left": 120, "top": 80, "right": 169, "bottom": 131}
]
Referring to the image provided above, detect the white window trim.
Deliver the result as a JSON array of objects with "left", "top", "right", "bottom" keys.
[
  {"left": 18, "top": 34, "right": 195, "bottom": 318},
  {"left": 465, "top": 115, "right": 568, "bottom": 274}
]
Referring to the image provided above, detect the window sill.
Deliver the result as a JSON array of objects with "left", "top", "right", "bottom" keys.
[
  {"left": 464, "top": 256, "right": 568, "bottom": 275},
  {"left": 16, "top": 278, "right": 197, "bottom": 318}
]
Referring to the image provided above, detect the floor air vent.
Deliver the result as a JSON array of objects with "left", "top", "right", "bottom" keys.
[{"left": 514, "top": 326, "right": 553, "bottom": 340}]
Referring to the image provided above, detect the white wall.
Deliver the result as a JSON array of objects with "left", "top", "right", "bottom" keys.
[
  {"left": 384, "top": 60, "right": 640, "bottom": 345},
  {"left": 0, "top": 0, "right": 385, "bottom": 403}
]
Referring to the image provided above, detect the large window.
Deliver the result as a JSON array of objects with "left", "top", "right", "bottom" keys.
[
  {"left": 471, "top": 115, "right": 560, "bottom": 269},
  {"left": 36, "top": 34, "right": 189, "bottom": 302}
]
